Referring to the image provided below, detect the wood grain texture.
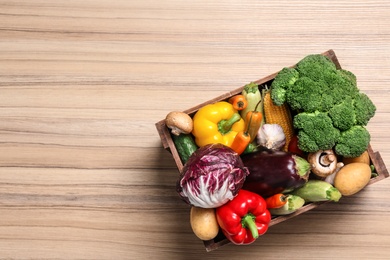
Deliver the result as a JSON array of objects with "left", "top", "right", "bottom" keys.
[{"left": 1, "top": 0, "right": 389, "bottom": 259}]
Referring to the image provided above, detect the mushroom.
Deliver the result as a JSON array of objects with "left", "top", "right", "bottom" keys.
[
  {"left": 165, "top": 111, "right": 193, "bottom": 136},
  {"left": 324, "top": 162, "right": 344, "bottom": 185},
  {"left": 307, "top": 149, "right": 339, "bottom": 177}
]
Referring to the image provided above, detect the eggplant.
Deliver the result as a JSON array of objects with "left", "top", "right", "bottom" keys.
[{"left": 241, "top": 147, "right": 311, "bottom": 198}]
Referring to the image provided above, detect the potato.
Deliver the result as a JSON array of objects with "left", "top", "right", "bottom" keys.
[
  {"left": 334, "top": 162, "right": 372, "bottom": 196},
  {"left": 342, "top": 150, "right": 370, "bottom": 165},
  {"left": 190, "top": 206, "right": 219, "bottom": 241}
]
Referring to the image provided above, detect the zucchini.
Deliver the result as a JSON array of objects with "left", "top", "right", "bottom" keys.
[
  {"left": 172, "top": 134, "right": 198, "bottom": 164},
  {"left": 269, "top": 195, "right": 305, "bottom": 216},
  {"left": 291, "top": 180, "right": 342, "bottom": 202}
]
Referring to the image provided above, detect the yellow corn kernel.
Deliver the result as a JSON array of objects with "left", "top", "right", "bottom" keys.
[{"left": 263, "top": 90, "right": 294, "bottom": 151}]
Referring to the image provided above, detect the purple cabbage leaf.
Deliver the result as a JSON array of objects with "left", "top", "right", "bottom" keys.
[{"left": 176, "top": 143, "right": 249, "bottom": 208}]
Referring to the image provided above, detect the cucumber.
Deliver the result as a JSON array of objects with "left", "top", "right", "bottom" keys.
[
  {"left": 242, "top": 142, "right": 260, "bottom": 155},
  {"left": 291, "top": 180, "right": 342, "bottom": 202},
  {"left": 172, "top": 134, "right": 198, "bottom": 164}
]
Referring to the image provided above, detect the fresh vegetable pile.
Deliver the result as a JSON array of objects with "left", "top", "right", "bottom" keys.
[{"left": 165, "top": 54, "right": 377, "bottom": 246}]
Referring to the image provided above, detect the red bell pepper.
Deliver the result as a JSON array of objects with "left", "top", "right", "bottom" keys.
[
  {"left": 216, "top": 189, "right": 271, "bottom": 245},
  {"left": 288, "top": 135, "right": 305, "bottom": 157}
]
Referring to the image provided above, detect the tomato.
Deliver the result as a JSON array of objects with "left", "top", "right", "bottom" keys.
[{"left": 288, "top": 135, "right": 305, "bottom": 157}]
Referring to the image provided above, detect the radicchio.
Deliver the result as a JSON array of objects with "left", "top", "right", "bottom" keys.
[{"left": 176, "top": 143, "right": 249, "bottom": 208}]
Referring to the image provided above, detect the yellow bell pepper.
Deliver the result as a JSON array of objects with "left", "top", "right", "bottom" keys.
[{"left": 192, "top": 101, "right": 245, "bottom": 147}]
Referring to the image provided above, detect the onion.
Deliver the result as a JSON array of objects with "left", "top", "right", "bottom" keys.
[{"left": 257, "top": 124, "right": 286, "bottom": 150}]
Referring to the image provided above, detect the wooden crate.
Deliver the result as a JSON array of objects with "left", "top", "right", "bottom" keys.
[{"left": 155, "top": 49, "right": 389, "bottom": 251}]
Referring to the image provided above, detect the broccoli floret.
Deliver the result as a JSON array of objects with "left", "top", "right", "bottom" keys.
[
  {"left": 353, "top": 92, "right": 376, "bottom": 125},
  {"left": 325, "top": 69, "right": 360, "bottom": 104},
  {"left": 270, "top": 67, "right": 299, "bottom": 105},
  {"left": 296, "top": 54, "right": 337, "bottom": 81},
  {"left": 335, "top": 126, "right": 371, "bottom": 157},
  {"left": 328, "top": 96, "right": 356, "bottom": 131},
  {"left": 338, "top": 69, "right": 357, "bottom": 85},
  {"left": 293, "top": 111, "right": 340, "bottom": 152},
  {"left": 286, "top": 77, "right": 321, "bottom": 112},
  {"left": 286, "top": 77, "right": 334, "bottom": 112}
]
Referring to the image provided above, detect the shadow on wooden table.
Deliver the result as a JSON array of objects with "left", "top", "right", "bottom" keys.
[
  {"left": 153, "top": 142, "right": 199, "bottom": 253},
  {"left": 152, "top": 141, "right": 390, "bottom": 259}
]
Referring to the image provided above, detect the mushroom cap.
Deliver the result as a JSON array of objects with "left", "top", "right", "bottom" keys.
[
  {"left": 308, "top": 149, "right": 338, "bottom": 177},
  {"left": 165, "top": 111, "right": 193, "bottom": 136}
]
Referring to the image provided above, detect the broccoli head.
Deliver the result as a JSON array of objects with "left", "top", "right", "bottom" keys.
[
  {"left": 293, "top": 111, "right": 340, "bottom": 152},
  {"left": 335, "top": 126, "right": 371, "bottom": 157},
  {"left": 271, "top": 54, "right": 360, "bottom": 113},
  {"left": 270, "top": 67, "right": 299, "bottom": 105},
  {"left": 286, "top": 76, "right": 334, "bottom": 113},
  {"left": 353, "top": 92, "right": 376, "bottom": 125},
  {"left": 296, "top": 54, "right": 337, "bottom": 81},
  {"left": 269, "top": 53, "right": 376, "bottom": 158},
  {"left": 328, "top": 96, "right": 356, "bottom": 131},
  {"left": 324, "top": 69, "right": 360, "bottom": 104}
]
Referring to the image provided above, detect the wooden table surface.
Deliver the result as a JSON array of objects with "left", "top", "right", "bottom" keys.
[{"left": 1, "top": 1, "right": 390, "bottom": 259}]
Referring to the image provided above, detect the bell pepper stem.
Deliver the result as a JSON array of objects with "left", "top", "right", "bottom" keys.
[
  {"left": 218, "top": 113, "right": 241, "bottom": 135},
  {"left": 242, "top": 214, "right": 259, "bottom": 239}
]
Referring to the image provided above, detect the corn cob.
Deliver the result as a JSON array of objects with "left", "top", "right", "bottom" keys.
[{"left": 263, "top": 89, "right": 294, "bottom": 151}]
